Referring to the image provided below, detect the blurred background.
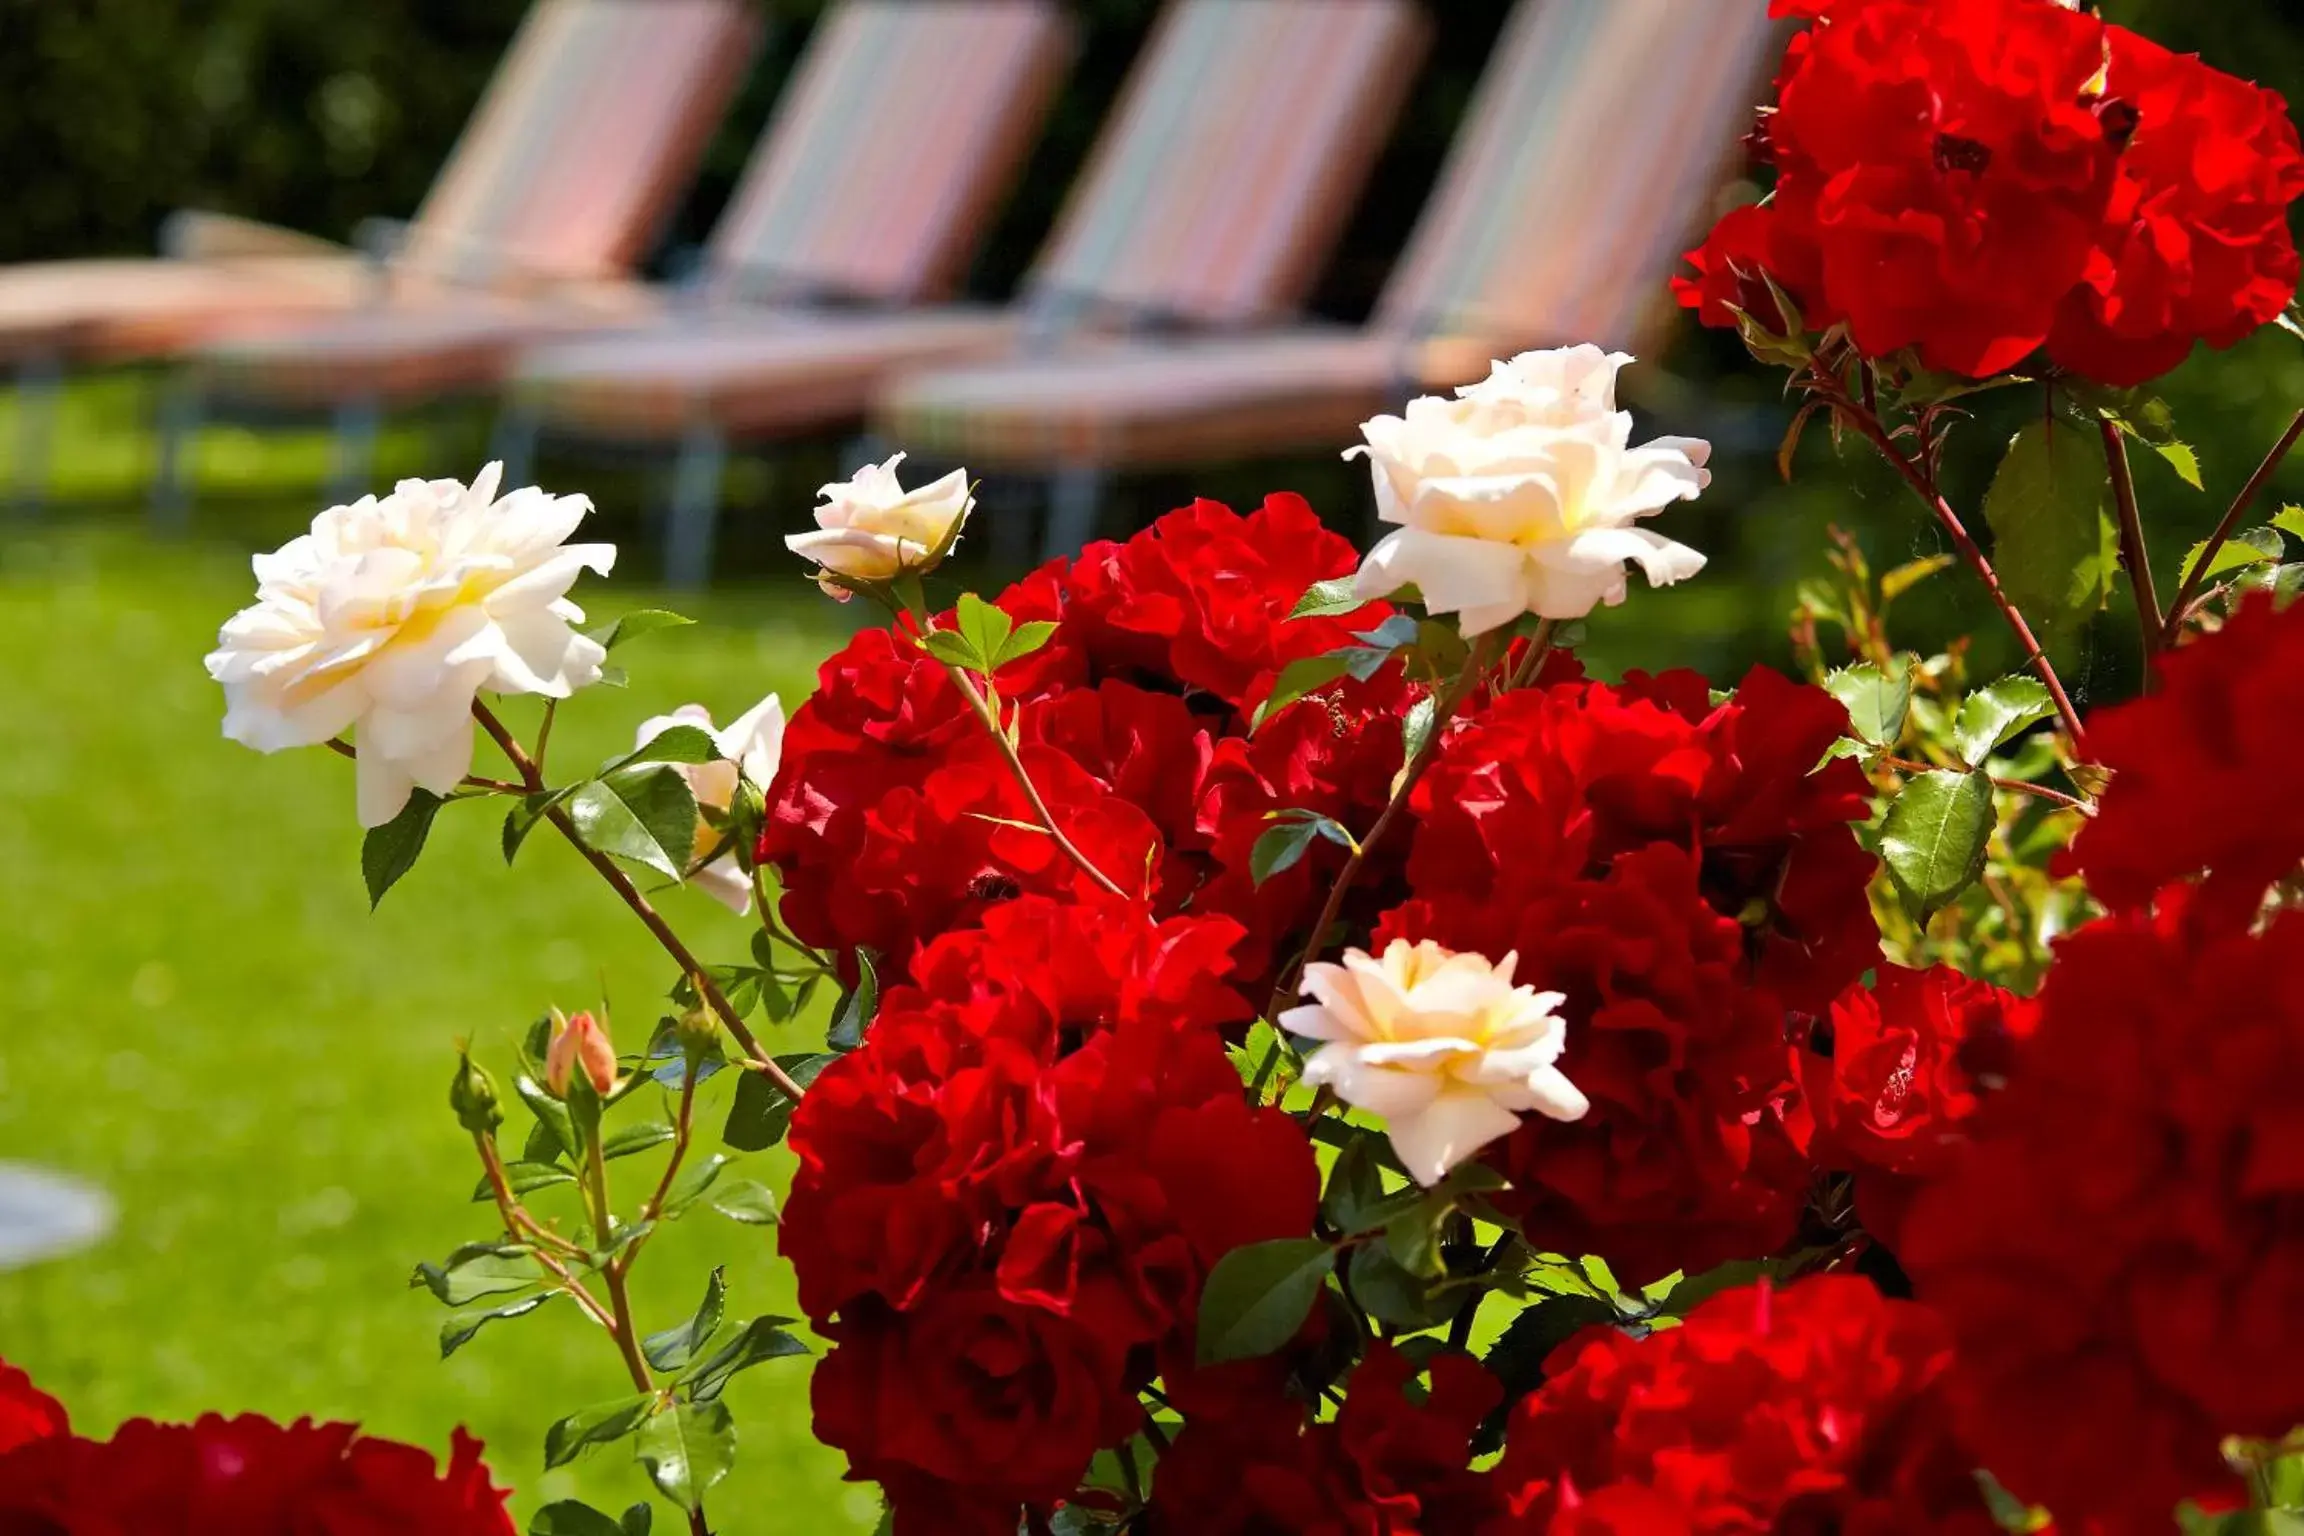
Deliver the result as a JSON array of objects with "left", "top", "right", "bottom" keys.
[{"left": 1, "top": 1, "right": 2300, "bottom": 1530}]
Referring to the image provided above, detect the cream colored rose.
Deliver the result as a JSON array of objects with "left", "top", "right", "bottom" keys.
[
  {"left": 1348, "top": 346, "right": 1711, "bottom": 636},
  {"left": 1282, "top": 938, "right": 1588, "bottom": 1187},
  {"left": 205, "top": 463, "right": 613, "bottom": 827},
  {"left": 786, "top": 452, "right": 972, "bottom": 593},
  {"left": 632, "top": 694, "right": 784, "bottom": 913}
]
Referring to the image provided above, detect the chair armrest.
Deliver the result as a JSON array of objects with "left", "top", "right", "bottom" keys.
[{"left": 159, "top": 210, "right": 348, "bottom": 263}]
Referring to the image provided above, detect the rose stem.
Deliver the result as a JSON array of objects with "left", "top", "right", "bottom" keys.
[
  {"left": 2098, "top": 418, "right": 2162, "bottom": 667},
  {"left": 1266, "top": 631, "right": 1503, "bottom": 1020},
  {"left": 1503, "top": 618, "right": 1561, "bottom": 692},
  {"left": 1826, "top": 390, "right": 2090, "bottom": 753},
  {"left": 2160, "top": 406, "right": 2304, "bottom": 643},
  {"left": 471, "top": 700, "right": 806, "bottom": 1103}
]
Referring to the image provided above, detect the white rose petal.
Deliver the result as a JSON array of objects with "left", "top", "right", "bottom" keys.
[
  {"left": 632, "top": 693, "right": 784, "bottom": 914},
  {"left": 1347, "top": 345, "right": 1710, "bottom": 635},
  {"left": 786, "top": 452, "right": 973, "bottom": 591},
  {"left": 205, "top": 464, "right": 615, "bottom": 827},
  {"left": 1281, "top": 938, "right": 1588, "bottom": 1187}
]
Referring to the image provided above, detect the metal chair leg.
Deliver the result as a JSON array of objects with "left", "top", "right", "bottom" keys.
[
  {"left": 327, "top": 394, "right": 384, "bottom": 505},
  {"left": 7, "top": 351, "right": 63, "bottom": 516},
  {"left": 488, "top": 400, "right": 542, "bottom": 488},
  {"left": 665, "top": 419, "right": 729, "bottom": 591},
  {"left": 149, "top": 370, "right": 207, "bottom": 533},
  {"left": 1042, "top": 465, "right": 1110, "bottom": 561}
]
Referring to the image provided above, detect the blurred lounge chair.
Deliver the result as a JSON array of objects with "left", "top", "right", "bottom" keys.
[
  {"left": 0, "top": 0, "right": 757, "bottom": 511},
  {"left": 875, "top": 0, "right": 1784, "bottom": 556},
  {"left": 171, "top": 0, "right": 1077, "bottom": 523},
  {"left": 501, "top": 0, "right": 1432, "bottom": 588}
]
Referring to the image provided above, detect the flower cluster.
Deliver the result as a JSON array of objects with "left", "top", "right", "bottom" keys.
[
  {"left": 783, "top": 897, "right": 1320, "bottom": 1534},
  {"left": 1677, "top": 0, "right": 2304, "bottom": 384},
  {"left": 0, "top": 1359, "right": 513, "bottom": 1534},
  {"left": 1489, "top": 1276, "right": 1996, "bottom": 1533},
  {"left": 1376, "top": 666, "right": 1879, "bottom": 1281},
  {"left": 758, "top": 491, "right": 1407, "bottom": 992}
]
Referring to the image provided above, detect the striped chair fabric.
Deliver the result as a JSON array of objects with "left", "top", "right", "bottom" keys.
[
  {"left": 878, "top": 0, "right": 1784, "bottom": 472},
  {"left": 0, "top": 0, "right": 755, "bottom": 368},
  {"left": 196, "top": 0, "right": 1072, "bottom": 409},
  {"left": 509, "top": 0, "right": 1430, "bottom": 444}
]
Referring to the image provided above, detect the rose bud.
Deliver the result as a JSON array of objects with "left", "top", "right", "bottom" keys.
[{"left": 545, "top": 1008, "right": 619, "bottom": 1099}]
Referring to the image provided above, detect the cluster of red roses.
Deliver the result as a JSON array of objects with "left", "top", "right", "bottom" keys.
[
  {"left": 759, "top": 495, "right": 2054, "bottom": 1530},
  {"left": 1676, "top": 0, "right": 2304, "bottom": 384},
  {"left": 0, "top": 1358, "right": 513, "bottom": 1532}
]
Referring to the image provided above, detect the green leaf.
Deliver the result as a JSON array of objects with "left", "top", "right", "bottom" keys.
[
  {"left": 2274, "top": 505, "right": 2304, "bottom": 543},
  {"left": 529, "top": 1500, "right": 641, "bottom": 1536},
  {"left": 1340, "top": 614, "right": 1421, "bottom": 681},
  {"left": 992, "top": 620, "right": 1059, "bottom": 671},
  {"left": 1291, "top": 575, "right": 1369, "bottom": 620},
  {"left": 544, "top": 1395, "right": 655, "bottom": 1469},
  {"left": 826, "top": 952, "right": 880, "bottom": 1053},
  {"left": 1399, "top": 694, "right": 1438, "bottom": 765},
  {"left": 1822, "top": 658, "right": 1914, "bottom": 747},
  {"left": 411, "top": 1247, "right": 536, "bottom": 1306},
  {"left": 1648, "top": 1258, "right": 1769, "bottom": 1318},
  {"left": 1879, "top": 769, "right": 1996, "bottom": 924},
  {"left": 1878, "top": 553, "right": 1955, "bottom": 605},
  {"left": 1250, "top": 654, "right": 1351, "bottom": 731},
  {"left": 601, "top": 1121, "right": 675, "bottom": 1161},
  {"left": 515, "top": 1074, "right": 577, "bottom": 1164},
  {"left": 917, "top": 629, "right": 981, "bottom": 669},
  {"left": 2149, "top": 439, "right": 2204, "bottom": 490},
  {"left": 2179, "top": 525, "right": 2286, "bottom": 586},
  {"left": 362, "top": 790, "right": 445, "bottom": 908},
  {"left": 615, "top": 725, "right": 720, "bottom": 769},
  {"left": 1195, "top": 1237, "right": 1335, "bottom": 1365},
  {"left": 565, "top": 765, "right": 700, "bottom": 880},
  {"left": 636, "top": 1399, "right": 737, "bottom": 1513},
  {"left": 1347, "top": 1241, "right": 1467, "bottom": 1332},
  {"left": 587, "top": 609, "right": 694, "bottom": 652},
  {"left": 643, "top": 1267, "right": 726, "bottom": 1373},
  {"left": 1983, "top": 419, "right": 2115, "bottom": 643},
  {"left": 1320, "top": 1134, "right": 1413, "bottom": 1236},
  {"left": 470, "top": 1160, "right": 575, "bottom": 1202},
  {"left": 1250, "top": 821, "right": 1321, "bottom": 886},
  {"left": 721, "top": 1054, "right": 837, "bottom": 1151},
  {"left": 502, "top": 786, "right": 580, "bottom": 865},
  {"left": 1954, "top": 677, "right": 2057, "bottom": 765},
  {"left": 954, "top": 592, "right": 1015, "bottom": 676},
  {"left": 659, "top": 1154, "right": 732, "bottom": 1219},
  {"left": 441, "top": 1291, "right": 557, "bottom": 1357},
  {"left": 706, "top": 1177, "right": 779, "bottom": 1226},
  {"left": 683, "top": 1315, "right": 810, "bottom": 1402}
]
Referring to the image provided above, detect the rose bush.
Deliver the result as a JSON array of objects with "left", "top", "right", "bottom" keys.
[{"left": 49, "top": 4, "right": 2297, "bottom": 1531}]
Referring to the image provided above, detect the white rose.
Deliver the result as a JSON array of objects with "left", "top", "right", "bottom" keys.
[
  {"left": 786, "top": 452, "right": 972, "bottom": 593},
  {"left": 1348, "top": 346, "right": 1711, "bottom": 636},
  {"left": 1281, "top": 938, "right": 1588, "bottom": 1187},
  {"left": 205, "top": 463, "right": 614, "bottom": 828},
  {"left": 632, "top": 693, "right": 784, "bottom": 913}
]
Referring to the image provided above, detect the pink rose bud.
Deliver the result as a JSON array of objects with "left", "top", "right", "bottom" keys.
[{"left": 546, "top": 1009, "right": 618, "bottom": 1099}]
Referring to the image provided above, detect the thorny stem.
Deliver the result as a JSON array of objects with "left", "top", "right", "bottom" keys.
[
  {"left": 471, "top": 700, "right": 808, "bottom": 1105},
  {"left": 1266, "top": 633, "right": 1503, "bottom": 1020},
  {"left": 473, "top": 1134, "right": 615, "bottom": 1331},
  {"left": 1881, "top": 757, "right": 2095, "bottom": 814},
  {"left": 1823, "top": 384, "right": 2091, "bottom": 753},
  {"left": 323, "top": 736, "right": 524, "bottom": 795},
  {"left": 2098, "top": 419, "right": 2162, "bottom": 667},
  {"left": 639, "top": 1072, "right": 700, "bottom": 1228},
  {"left": 2161, "top": 407, "right": 2304, "bottom": 644}
]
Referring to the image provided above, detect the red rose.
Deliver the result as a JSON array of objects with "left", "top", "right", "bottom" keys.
[
  {"left": 2061, "top": 595, "right": 2304, "bottom": 931},
  {"left": 2048, "top": 27, "right": 2304, "bottom": 386},
  {"left": 1061, "top": 494, "right": 1380, "bottom": 714},
  {"left": 0, "top": 1413, "right": 513, "bottom": 1534},
  {"left": 1489, "top": 1276, "right": 1996, "bottom": 1534},
  {"left": 0, "top": 1360, "right": 66, "bottom": 1456},
  {"left": 813, "top": 1289, "right": 1140, "bottom": 1536},
  {"left": 1149, "top": 1345, "right": 1503, "bottom": 1534},
  {"left": 1799, "top": 964, "right": 2039, "bottom": 1252},
  {"left": 1902, "top": 899, "right": 2304, "bottom": 1530},
  {"left": 1671, "top": 194, "right": 1837, "bottom": 338}
]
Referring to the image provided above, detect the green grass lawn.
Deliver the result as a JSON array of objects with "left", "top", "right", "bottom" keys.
[{"left": 0, "top": 508, "right": 881, "bottom": 1531}]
